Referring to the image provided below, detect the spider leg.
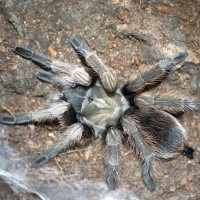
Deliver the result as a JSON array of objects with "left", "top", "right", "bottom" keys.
[
  {"left": 50, "top": 92, "right": 66, "bottom": 102},
  {"left": 35, "top": 71, "right": 54, "bottom": 84},
  {"left": 69, "top": 36, "right": 117, "bottom": 92},
  {"left": 121, "top": 116, "right": 156, "bottom": 192},
  {"left": 0, "top": 101, "right": 70, "bottom": 125},
  {"left": 31, "top": 123, "right": 83, "bottom": 168},
  {"left": 36, "top": 70, "right": 75, "bottom": 87},
  {"left": 12, "top": 46, "right": 91, "bottom": 87},
  {"left": 134, "top": 94, "right": 200, "bottom": 114},
  {"left": 124, "top": 52, "right": 188, "bottom": 94},
  {"left": 105, "top": 127, "right": 121, "bottom": 190},
  {"left": 121, "top": 109, "right": 187, "bottom": 191}
]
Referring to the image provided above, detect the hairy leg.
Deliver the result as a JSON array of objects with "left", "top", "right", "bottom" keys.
[
  {"left": 35, "top": 70, "right": 54, "bottom": 84},
  {"left": 31, "top": 123, "right": 84, "bottom": 168},
  {"left": 121, "top": 110, "right": 187, "bottom": 191},
  {"left": 36, "top": 70, "right": 76, "bottom": 87},
  {"left": 124, "top": 52, "right": 188, "bottom": 94},
  {"left": 134, "top": 94, "right": 200, "bottom": 114},
  {"left": 69, "top": 36, "right": 117, "bottom": 92},
  {"left": 0, "top": 101, "right": 70, "bottom": 125},
  {"left": 12, "top": 46, "right": 91, "bottom": 87},
  {"left": 121, "top": 115, "right": 156, "bottom": 191},
  {"left": 105, "top": 127, "right": 122, "bottom": 190}
]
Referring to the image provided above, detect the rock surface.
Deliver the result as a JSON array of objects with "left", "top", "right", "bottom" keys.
[{"left": 0, "top": 0, "right": 200, "bottom": 199}]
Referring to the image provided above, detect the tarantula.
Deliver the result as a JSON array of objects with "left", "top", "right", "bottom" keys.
[{"left": 0, "top": 36, "right": 197, "bottom": 191}]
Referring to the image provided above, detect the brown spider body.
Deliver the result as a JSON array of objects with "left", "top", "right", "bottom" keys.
[{"left": 0, "top": 36, "right": 197, "bottom": 191}]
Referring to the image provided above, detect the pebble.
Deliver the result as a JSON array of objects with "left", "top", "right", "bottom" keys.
[
  {"left": 28, "top": 140, "right": 34, "bottom": 146},
  {"left": 116, "top": 24, "right": 128, "bottom": 33},
  {"left": 29, "top": 124, "right": 36, "bottom": 132},
  {"left": 45, "top": 139, "right": 53, "bottom": 146},
  {"left": 48, "top": 132, "right": 55, "bottom": 138},
  {"left": 117, "top": 8, "right": 129, "bottom": 21},
  {"left": 167, "top": 196, "right": 179, "bottom": 200},
  {"left": 169, "top": 186, "right": 176, "bottom": 192},
  {"left": 155, "top": 4, "right": 172, "bottom": 14},
  {"left": 185, "top": 182, "right": 193, "bottom": 191},
  {"left": 134, "top": 170, "right": 140, "bottom": 178},
  {"left": 181, "top": 177, "right": 187, "bottom": 186},
  {"left": 48, "top": 47, "right": 58, "bottom": 58}
]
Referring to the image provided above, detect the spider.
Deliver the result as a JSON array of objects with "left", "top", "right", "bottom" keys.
[{"left": 0, "top": 36, "right": 197, "bottom": 191}]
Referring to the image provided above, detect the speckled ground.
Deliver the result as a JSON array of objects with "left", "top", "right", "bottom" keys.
[{"left": 0, "top": 0, "right": 200, "bottom": 199}]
